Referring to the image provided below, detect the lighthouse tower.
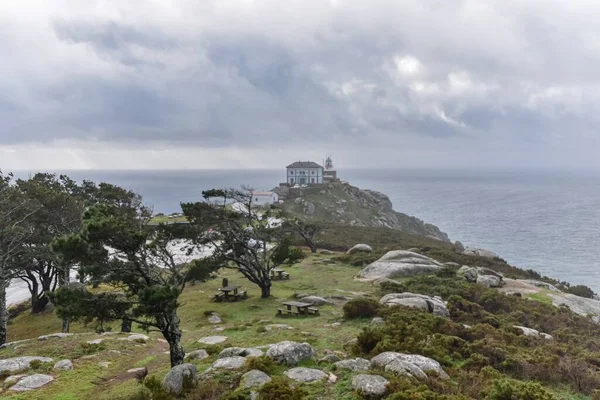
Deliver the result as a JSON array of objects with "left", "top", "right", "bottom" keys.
[{"left": 323, "top": 155, "right": 338, "bottom": 183}]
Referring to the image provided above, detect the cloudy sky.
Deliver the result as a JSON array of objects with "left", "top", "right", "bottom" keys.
[{"left": 2, "top": 0, "right": 600, "bottom": 170}]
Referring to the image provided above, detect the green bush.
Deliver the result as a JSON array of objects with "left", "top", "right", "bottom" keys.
[
  {"left": 244, "top": 356, "right": 278, "bottom": 375},
  {"left": 258, "top": 377, "right": 306, "bottom": 400},
  {"left": 343, "top": 297, "right": 381, "bottom": 319},
  {"left": 481, "top": 379, "right": 556, "bottom": 400},
  {"left": 566, "top": 285, "right": 596, "bottom": 299}
]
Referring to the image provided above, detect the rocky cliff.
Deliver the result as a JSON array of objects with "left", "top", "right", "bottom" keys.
[{"left": 274, "top": 182, "right": 450, "bottom": 242}]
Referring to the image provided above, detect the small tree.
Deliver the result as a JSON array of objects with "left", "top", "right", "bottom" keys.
[
  {"left": 53, "top": 193, "right": 216, "bottom": 367},
  {"left": 182, "top": 188, "right": 297, "bottom": 299},
  {"left": 284, "top": 218, "right": 321, "bottom": 253}
]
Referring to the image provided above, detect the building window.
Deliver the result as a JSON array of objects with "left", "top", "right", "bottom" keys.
[
  {"left": 290, "top": 170, "right": 294, "bottom": 175},
  {"left": 311, "top": 170, "right": 315, "bottom": 175},
  {"left": 311, "top": 178, "right": 315, "bottom": 183},
  {"left": 255, "top": 198, "right": 258, "bottom": 202}
]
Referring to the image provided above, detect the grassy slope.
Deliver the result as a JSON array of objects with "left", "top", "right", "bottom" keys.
[{"left": 2, "top": 252, "right": 372, "bottom": 399}]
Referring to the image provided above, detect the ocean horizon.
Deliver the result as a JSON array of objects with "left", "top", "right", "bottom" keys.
[{"left": 12, "top": 168, "right": 600, "bottom": 292}]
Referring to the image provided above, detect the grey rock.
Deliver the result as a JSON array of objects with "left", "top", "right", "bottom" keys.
[
  {"left": 319, "top": 354, "right": 341, "bottom": 363},
  {"left": 444, "top": 262, "right": 461, "bottom": 268},
  {"left": 454, "top": 241, "right": 465, "bottom": 253},
  {"left": 208, "top": 314, "right": 223, "bottom": 324},
  {"left": 462, "top": 247, "right": 499, "bottom": 259},
  {"left": 98, "top": 362, "right": 111, "bottom": 368},
  {"left": 184, "top": 350, "right": 209, "bottom": 361},
  {"left": 334, "top": 358, "right": 371, "bottom": 371},
  {"left": 53, "top": 359, "right": 73, "bottom": 371},
  {"left": 385, "top": 359, "right": 428, "bottom": 380},
  {"left": 264, "top": 324, "right": 294, "bottom": 331},
  {"left": 356, "top": 251, "right": 442, "bottom": 280},
  {"left": 212, "top": 356, "right": 247, "bottom": 370},
  {"left": 518, "top": 280, "right": 561, "bottom": 292},
  {"left": 127, "top": 367, "right": 147, "bottom": 374},
  {"left": 5, "top": 374, "right": 27, "bottom": 384},
  {"left": 218, "top": 347, "right": 263, "bottom": 358},
  {"left": 0, "top": 357, "right": 54, "bottom": 374},
  {"left": 371, "top": 317, "right": 385, "bottom": 325},
  {"left": 303, "top": 202, "right": 316, "bottom": 215},
  {"left": 284, "top": 367, "right": 327, "bottom": 383},
  {"left": 299, "top": 296, "right": 331, "bottom": 306},
  {"left": 477, "top": 275, "right": 503, "bottom": 288},
  {"left": 119, "top": 334, "right": 150, "bottom": 342},
  {"left": 9, "top": 374, "right": 54, "bottom": 391},
  {"left": 548, "top": 292, "right": 600, "bottom": 318},
  {"left": 198, "top": 336, "right": 228, "bottom": 345},
  {"left": 240, "top": 369, "right": 272, "bottom": 389},
  {"left": 347, "top": 244, "right": 373, "bottom": 254},
  {"left": 38, "top": 333, "right": 73, "bottom": 341},
  {"left": 86, "top": 339, "right": 103, "bottom": 345},
  {"left": 266, "top": 341, "right": 315, "bottom": 366},
  {"left": 514, "top": 326, "right": 553, "bottom": 340},
  {"left": 0, "top": 339, "right": 31, "bottom": 349},
  {"left": 352, "top": 374, "right": 389, "bottom": 398},
  {"left": 371, "top": 352, "right": 449, "bottom": 380},
  {"left": 162, "top": 363, "right": 197, "bottom": 395},
  {"left": 379, "top": 292, "right": 449, "bottom": 318}
]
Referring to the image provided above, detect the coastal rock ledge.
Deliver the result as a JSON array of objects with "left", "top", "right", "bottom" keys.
[{"left": 356, "top": 251, "right": 442, "bottom": 280}]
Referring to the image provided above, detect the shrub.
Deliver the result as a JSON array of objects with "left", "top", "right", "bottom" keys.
[
  {"left": 244, "top": 356, "right": 278, "bottom": 375},
  {"left": 481, "top": 378, "right": 556, "bottom": 400},
  {"left": 258, "top": 377, "right": 307, "bottom": 400},
  {"left": 343, "top": 297, "right": 381, "bottom": 319},
  {"left": 184, "top": 379, "right": 230, "bottom": 400},
  {"left": 286, "top": 248, "right": 305, "bottom": 264},
  {"left": 566, "top": 285, "right": 596, "bottom": 299}
]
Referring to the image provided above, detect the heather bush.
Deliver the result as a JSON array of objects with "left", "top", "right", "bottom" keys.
[{"left": 343, "top": 297, "right": 381, "bottom": 319}]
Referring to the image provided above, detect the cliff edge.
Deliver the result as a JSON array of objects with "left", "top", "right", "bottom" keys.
[{"left": 274, "top": 181, "right": 450, "bottom": 242}]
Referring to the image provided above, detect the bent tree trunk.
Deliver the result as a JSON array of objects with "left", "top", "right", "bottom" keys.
[
  {"left": 162, "top": 310, "right": 185, "bottom": 367},
  {"left": 121, "top": 317, "right": 132, "bottom": 333},
  {"left": 260, "top": 283, "right": 271, "bottom": 299},
  {"left": 0, "top": 279, "right": 7, "bottom": 345}
]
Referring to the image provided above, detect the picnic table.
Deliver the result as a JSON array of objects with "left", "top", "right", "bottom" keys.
[
  {"left": 278, "top": 301, "right": 319, "bottom": 316},
  {"left": 270, "top": 268, "right": 290, "bottom": 280},
  {"left": 214, "top": 285, "right": 247, "bottom": 302}
]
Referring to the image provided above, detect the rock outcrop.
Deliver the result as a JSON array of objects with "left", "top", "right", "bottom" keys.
[
  {"left": 9, "top": 374, "right": 54, "bottom": 391},
  {"left": 352, "top": 374, "right": 389, "bottom": 398},
  {"left": 458, "top": 266, "right": 504, "bottom": 288},
  {"left": 0, "top": 357, "right": 54, "bottom": 374},
  {"left": 462, "top": 247, "right": 499, "bottom": 259},
  {"left": 265, "top": 341, "right": 315, "bottom": 366},
  {"left": 299, "top": 296, "right": 331, "bottom": 306},
  {"left": 218, "top": 347, "right": 263, "bottom": 358},
  {"left": 371, "top": 352, "right": 449, "bottom": 380},
  {"left": 54, "top": 360, "right": 73, "bottom": 371},
  {"left": 184, "top": 350, "right": 209, "bottom": 361},
  {"left": 240, "top": 370, "right": 272, "bottom": 389},
  {"left": 357, "top": 251, "right": 442, "bottom": 280},
  {"left": 514, "top": 326, "right": 553, "bottom": 340},
  {"left": 198, "top": 336, "right": 228, "bottom": 345},
  {"left": 162, "top": 364, "right": 197, "bottom": 395},
  {"left": 347, "top": 244, "right": 373, "bottom": 254},
  {"left": 276, "top": 181, "right": 450, "bottom": 242},
  {"left": 284, "top": 367, "right": 327, "bottom": 383},
  {"left": 379, "top": 293, "right": 449, "bottom": 317},
  {"left": 212, "top": 356, "right": 247, "bottom": 370}
]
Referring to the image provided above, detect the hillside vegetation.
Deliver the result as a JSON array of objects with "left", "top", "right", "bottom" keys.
[{"left": 275, "top": 182, "right": 450, "bottom": 242}]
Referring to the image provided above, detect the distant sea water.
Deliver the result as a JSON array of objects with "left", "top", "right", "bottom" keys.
[{"left": 14, "top": 168, "right": 600, "bottom": 292}]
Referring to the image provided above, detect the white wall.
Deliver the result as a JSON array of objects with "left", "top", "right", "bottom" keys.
[{"left": 287, "top": 168, "right": 323, "bottom": 184}]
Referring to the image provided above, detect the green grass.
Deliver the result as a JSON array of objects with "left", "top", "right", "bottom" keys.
[
  {"left": 527, "top": 291, "right": 554, "bottom": 305},
  {"left": 147, "top": 215, "right": 188, "bottom": 225}
]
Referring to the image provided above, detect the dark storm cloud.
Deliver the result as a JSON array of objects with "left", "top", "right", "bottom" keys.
[{"left": 3, "top": 0, "right": 600, "bottom": 167}]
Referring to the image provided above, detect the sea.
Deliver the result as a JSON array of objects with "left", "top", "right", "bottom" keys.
[{"left": 13, "top": 168, "right": 600, "bottom": 292}]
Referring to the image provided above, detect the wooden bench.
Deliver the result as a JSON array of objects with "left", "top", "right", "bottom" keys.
[
  {"left": 233, "top": 291, "right": 247, "bottom": 300},
  {"left": 282, "top": 272, "right": 290, "bottom": 280},
  {"left": 214, "top": 292, "right": 226, "bottom": 302},
  {"left": 277, "top": 308, "right": 300, "bottom": 315},
  {"left": 307, "top": 307, "right": 319, "bottom": 315}
]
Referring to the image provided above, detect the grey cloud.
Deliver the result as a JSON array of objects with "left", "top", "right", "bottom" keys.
[{"left": 1, "top": 0, "right": 600, "bottom": 168}]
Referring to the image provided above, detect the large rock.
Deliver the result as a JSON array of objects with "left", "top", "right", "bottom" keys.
[
  {"left": 352, "top": 374, "right": 389, "bottom": 398},
  {"left": 265, "top": 341, "right": 315, "bottom": 366},
  {"left": 477, "top": 275, "right": 503, "bottom": 288},
  {"left": 38, "top": 333, "right": 73, "bottom": 341},
  {"left": 347, "top": 244, "right": 373, "bottom": 254},
  {"left": 299, "top": 296, "right": 331, "bottom": 306},
  {"left": 356, "top": 251, "right": 442, "bottom": 280},
  {"left": 264, "top": 324, "right": 293, "bottom": 331},
  {"left": 284, "top": 367, "right": 327, "bottom": 383},
  {"left": 198, "top": 336, "right": 228, "bottom": 345},
  {"left": 119, "top": 334, "right": 150, "bottom": 342},
  {"left": 184, "top": 350, "right": 209, "bottom": 361},
  {"left": 162, "top": 363, "right": 197, "bottom": 395},
  {"left": 462, "top": 247, "right": 499, "bottom": 259},
  {"left": 212, "top": 356, "right": 247, "bottom": 370},
  {"left": 379, "top": 293, "right": 449, "bottom": 318},
  {"left": 9, "top": 374, "right": 54, "bottom": 391},
  {"left": 208, "top": 314, "right": 223, "bottom": 324},
  {"left": 371, "top": 352, "right": 449, "bottom": 379},
  {"left": 218, "top": 347, "right": 263, "bottom": 358},
  {"left": 514, "top": 326, "right": 553, "bottom": 340},
  {"left": 54, "top": 359, "right": 73, "bottom": 371},
  {"left": 0, "top": 357, "right": 54, "bottom": 374},
  {"left": 454, "top": 241, "right": 465, "bottom": 253},
  {"left": 334, "top": 358, "right": 371, "bottom": 371},
  {"left": 240, "top": 370, "right": 272, "bottom": 389}
]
